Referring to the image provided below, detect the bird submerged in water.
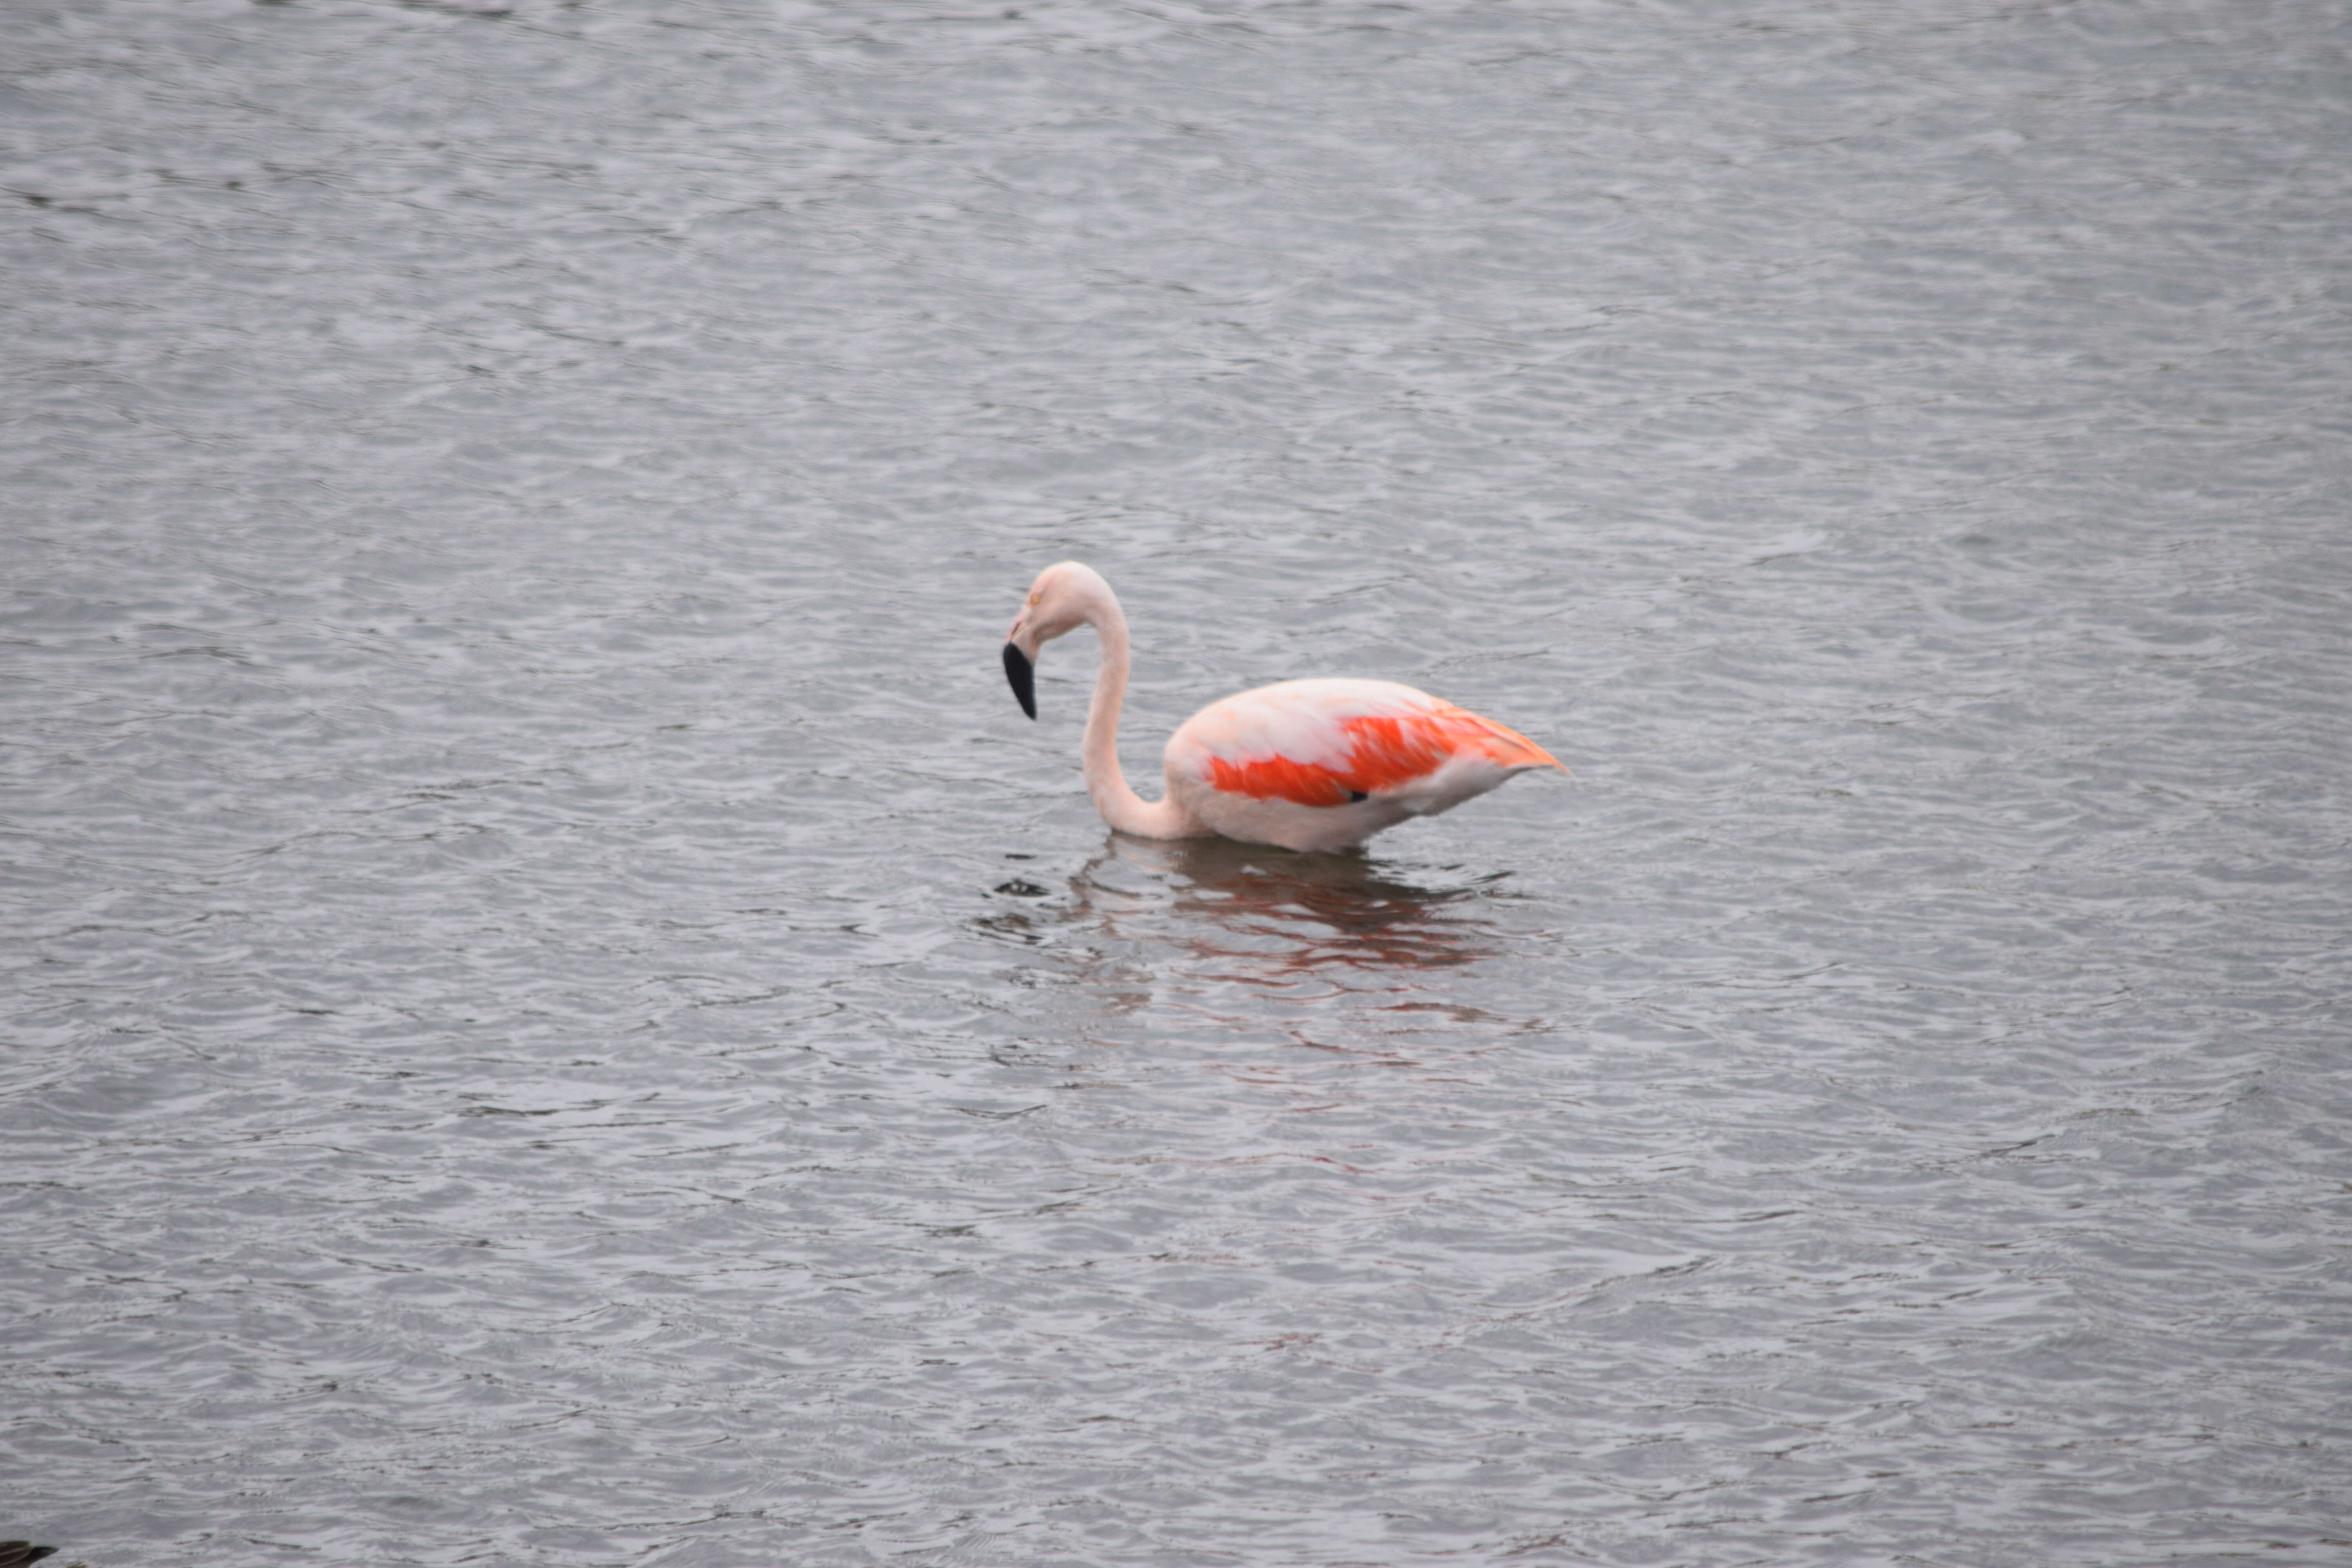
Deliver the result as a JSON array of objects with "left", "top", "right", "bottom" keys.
[{"left": 1002, "top": 561, "right": 1565, "bottom": 853}]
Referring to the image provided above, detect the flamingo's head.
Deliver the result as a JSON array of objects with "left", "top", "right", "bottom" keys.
[{"left": 1002, "top": 561, "right": 1111, "bottom": 719}]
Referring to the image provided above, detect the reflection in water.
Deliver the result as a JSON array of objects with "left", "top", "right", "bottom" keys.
[
  {"left": 978, "top": 832, "right": 1530, "bottom": 1060},
  {"left": 1104, "top": 836, "right": 1533, "bottom": 1062},
  {"left": 1081, "top": 832, "right": 1506, "bottom": 976},
  {"left": 974, "top": 831, "right": 1523, "bottom": 1031}
]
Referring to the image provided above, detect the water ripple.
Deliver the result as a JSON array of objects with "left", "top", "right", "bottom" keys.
[{"left": 6, "top": 0, "right": 2349, "bottom": 1564}]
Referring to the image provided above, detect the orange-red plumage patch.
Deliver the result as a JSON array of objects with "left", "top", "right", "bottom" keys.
[
  {"left": 1205, "top": 706, "right": 1558, "bottom": 807},
  {"left": 1205, "top": 752, "right": 1359, "bottom": 807}
]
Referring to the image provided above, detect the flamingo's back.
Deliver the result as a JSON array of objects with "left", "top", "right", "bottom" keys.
[{"left": 1163, "top": 679, "right": 1563, "bottom": 851}]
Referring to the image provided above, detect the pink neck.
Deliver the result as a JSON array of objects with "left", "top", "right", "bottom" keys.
[{"left": 1076, "top": 582, "right": 1207, "bottom": 840}]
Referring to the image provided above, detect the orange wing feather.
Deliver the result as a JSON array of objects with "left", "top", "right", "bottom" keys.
[{"left": 1206, "top": 706, "right": 1558, "bottom": 807}]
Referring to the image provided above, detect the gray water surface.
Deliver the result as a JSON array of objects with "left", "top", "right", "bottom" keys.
[{"left": 5, "top": 2, "right": 2349, "bottom": 1564}]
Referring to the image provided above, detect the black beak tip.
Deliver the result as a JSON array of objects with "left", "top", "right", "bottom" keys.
[{"left": 1003, "top": 642, "right": 1036, "bottom": 719}]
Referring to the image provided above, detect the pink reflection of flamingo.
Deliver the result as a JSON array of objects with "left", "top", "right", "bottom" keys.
[{"left": 1002, "top": 562, "right": 1567, "bottom": 853}]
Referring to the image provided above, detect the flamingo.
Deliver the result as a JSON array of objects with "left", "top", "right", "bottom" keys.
[{"left": 1002, "top": 561, "right": 1566, "bottom": 853}]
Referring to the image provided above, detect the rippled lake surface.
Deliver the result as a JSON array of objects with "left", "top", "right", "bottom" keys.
[{"left": 7, "top": 2, "right": 2350, "bottom": 1563}]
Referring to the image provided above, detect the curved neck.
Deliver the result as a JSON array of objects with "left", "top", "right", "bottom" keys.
[{"left": 1078, "top": 587, "right": 1203, "bottom": 839}]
